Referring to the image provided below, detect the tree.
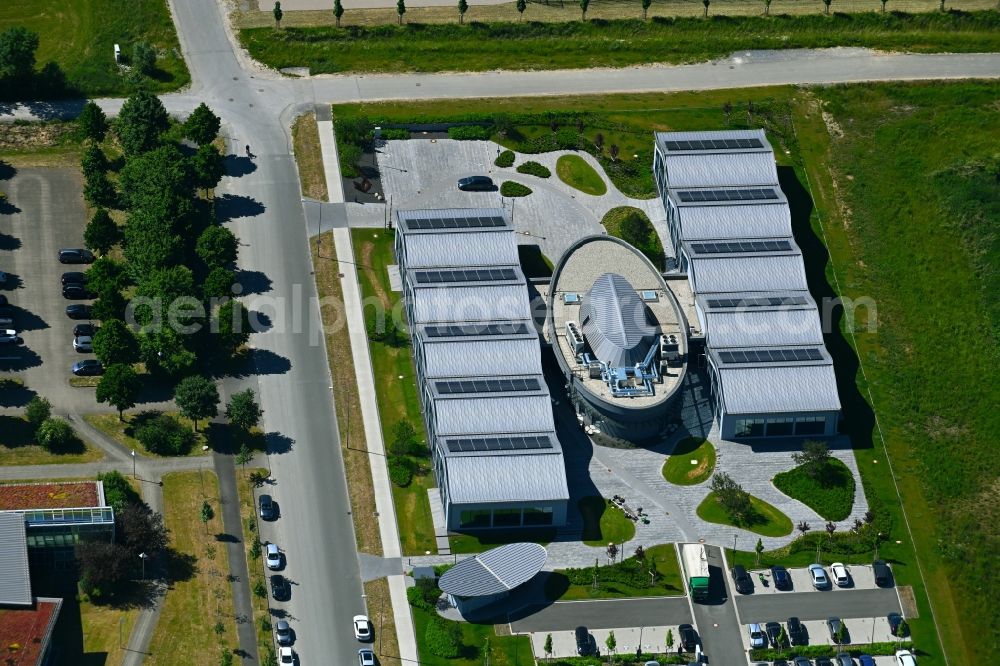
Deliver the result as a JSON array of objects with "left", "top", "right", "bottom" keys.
[
  {"left": 755, "top": 538, "right": 764, "bottom": 566},
  {"left": 797, "top": 520, "right": 811, "bottom": 536},
  {"left": 118, "top": 143, "right": 195, "bottom": 215},
  {"left": 132, "top": 265, "right": 199, "bottom": 330},
  {"left": 85, "top": 209, "right": 121, "bottom": 255},
  {"left": 822, "top": 0, "right": 832, "bottom": 13},
  {"left": 93, "top": 319, "right": 140, "bottom": 366},
  {"left": 333, "top": 0, "right": 345, "bottom": 27},
  {"left": 221, "top": 648, "right": 235, "bottom": 666},
  {"left": 516, "top": 0, "right": 526, "bottom": 20},
  {"left": 273, "top": 1, "right": 283, "bottom": 27},
  {"left": 541, "top": 633, "right": 552, "bottom": 660},
  {"left": 723, "top": 101, "right": 733, "bottom": 125},
  {"left": 77, "top": 541, "right": 132, "bottom": 598},
  {"left": 174, "top": 375, "right": 219, "bottom": 431},
  {"left": 215, "top": 299, "right": 252, "bottom": 354},
  {"left": 98, "top": 470, "right": 139, "bottom": 512},
  {"left": 136, "top": 413, "right": 196, "bottom": 455},
  {"left": 196, "top": 225, "right": 239, "bottom": 268},
  {"left": 634, "top": 544, "right": 645, "bottom": 561},
  {"left": 81, "top": 144, "right": 109, "bottom": 178},
  {"left": 880, "top": 0, "right": 888, "bottom": 11},
  {"left": 184, "top": 103, "right": 221, "bottom": 145},
  {"left": 36, "top": 418, "right": 76, "bottom": 452},
  {"left": 666, "top": 628, "right": 674, "bottom": 651},
  {"left": 115, "top": 90, "right": 170, "bottom": 156},
  {"left": 25, "top": 396, "right": 51, "bottom": 431},
  {"left": 236, "top": 443, "right": 254, "bottom": 469},
  {"left": 0, "top": 26, "right": 39, "bottom": 81},
  {"left": 200, "top": 500, "right": 214, "bottom": 532},
  {"left": 123, "top": 210, "right": 183, "bottom": 279},
  {"left": 85, "top": 257, "right": 127, "bottom": 296},
  {"left": 702, "top": 0, "right": 710, "bottom": 16},
  {"left": 96, "top": 364, "right": 141, "bottom": 420},
  {"left": 609, "top": 143, "right": 620, "bottom": 161},
  {"left": 594, "top": 132, "right": 604, "bottom": 152},
  {"left": 458, "top": 0, "right": 468, "bottom": 22},
  {"left": 763, "top": 0, "right": 772, "bottom": 14},
  {"left": 227, "top": 389, "right": 263, "bottom": 432},
  {"left": 605, "top": 630, "right": 616, "bottom": 659},
  {"left": 424, "top": 617, "right": 461, "bottom": 658},
  {"left": 117, "top": 501, "right": 169, "bottom": 556},
  {"left": 84, "top": 170, "right": 118, "bottom": 209},
  {"left": 78, "top": 101, "right": 108, "bottom": 142},
  {"left": 618, "top": 210, "right": 651, "bottom": 249},
  {"left": 580, "top": 0, "right": 589, "bottom": 20},
  {"left": 390, "top": 420, "right": 419, "bottom": 457},
  {"left": 203, "top": 267, "right": 236, "bottom": 301},
  {"left": 606, "top": 541, "right": 619, "bottom": 562},
  {"left": 191, "top": 143, "right": 226, "bottom": 195},
  {"left": 397, "top": 0, "right": 406, "bottom": 24},
  {"left": 132, "top": 41, "right": 157, "bottom": 76},
  {"left": 138, "top": 327, "right": 197, "bottom": 378},
  {"left": 710, "top": 472, "right": 752, "bottom": 523},
  {"left": 792, "top": 440, "right": 831, "bottom": 480},
  {"left": 92, "top": 286, "right": 128, "bottom": 322},
  {"left": 825, "top": 521, "right": 837, "bottom": 541},
  {"left": 641, "top": 0, "right": 652, "bottom": 19}
]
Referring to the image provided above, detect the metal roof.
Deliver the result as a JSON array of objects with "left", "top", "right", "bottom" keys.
[
  {"left": 409, "top": 266, "right": 523, "bottom": 287},
  {"left": 402, "top": 232, "right": 520, "bottom": 269},
  {"left": 579, "top": 273, "right": 658, "bottom": 367},
  {"left": 655, "top": 129, "right": 770, "bottom": 155},
  {"left": 430, "top": 375, "right": 543, "bottom": 398},
  {"left": 683, "top": 237, "right": 798, "bottom": 258},
  {"left": 439, "top": 542, "right": 548, "bottom": 597},
  {"left": 420, "top": 339, "right": 543, "bottom": 379},
  {"left": 442, "top": 433, "right": 558, "bottom": 456},
  {"left": 696, "top": 291, "right": 816, "bottom": 313},
  {"left": 445, "top": 454, "right": 570, "bottom": 504},
  {"left": 0, "top": 513, "right": 31, "bottom": 606},
  {"left": 411, "top": 285, "right": 532, "bottom": 324},
  {"left": 688, "top": 255, "right": 808, "bottom": 294},
  {"left": 706, "top": 308, "right": 824, "bottom": 349},
  {"left": 432, "top": 395, "right": 555, "bottom": 436},
  {"left": 714, "top": 364, "right": 842, "bottom": 414},
  {"left": 396, "top": 207, "right": 512, "bottom": 233},
  {"left": 661, "top": 152, "right": 779, "bottom": 189},
  {"left": 416, "top": 321, "right": 534, "bottom": 340}
]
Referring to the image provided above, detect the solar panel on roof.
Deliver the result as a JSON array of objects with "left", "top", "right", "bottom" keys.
[
  {"left": 718, "top": 347, "right": 823, "bottom": 364},
  {"left": 675, "top": 188, "right": 779, "bottom": 203},
  {"left": 664, "top": 137, "right": 764, "bottom": 152},
  {"left": 423, "top": 322, "right": 530, "bottom": 338},
  {"left": 705, "top": 295, "right": 810, "bottom": 309},
  {"left": 690, "top": 239, "right": 793, "bottom": 255},
  {"left": 404, "top": 214, "right": 507, "bottom": 230},
  {"left": 445, "top": 434, "right": 553, "bottom": 453},
  {"left": 413, "top": 268, "right": 518, "bottom": 284},
  {"left": 434, "top": 378, "right": 541, "bottom": 394}
]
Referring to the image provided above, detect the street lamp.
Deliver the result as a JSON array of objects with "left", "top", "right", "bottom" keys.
[
  {"left": 131, "top": 449, "right": 136, "bottom": 479},
  {"left": 139, "top": 552, "right": 148, "bottom": 580}
]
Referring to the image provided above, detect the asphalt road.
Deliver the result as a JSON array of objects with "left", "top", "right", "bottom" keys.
[
  {"left": 689, "top": 545, "right": 746, "bottom": 666},
  {"left": 510, "top": 597, "right": 692, "bottom": 633},
  {"left": 736, "top": 588, "right": 902, "bottom": 624}
]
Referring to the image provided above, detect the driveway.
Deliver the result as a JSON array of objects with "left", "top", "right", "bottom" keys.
[
  {"left": 510, "top": 597, "right": 691, "bottom": 633},
  {"left": 736, "top": 588, "right": 901, "bottom": 624}
]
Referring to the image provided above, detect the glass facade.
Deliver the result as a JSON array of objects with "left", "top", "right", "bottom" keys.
[
  {"left": 734, "top": 415, "right": 828, "bottom": 438},
  {"left": 458, "top": 505, "right": 553, "bottom": 529},
  {"left": 765, "top": 418, "right": 795, "bottom": 436},
  {"left": 734, "top": 418, "right": 765, "bottom": 437},
  {"left": 794, "top": 416, "right": 826, "bottom": 435}
]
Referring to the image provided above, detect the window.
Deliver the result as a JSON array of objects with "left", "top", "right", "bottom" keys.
[
  {"left": 459, "top": 510, "right": 491, "bottom": 529},
  {"left": 523, "top": 507, "right": 554, "bottom": 526},
  {"left": 734, "top": 418, "right": 765, "bottom": 437},
  {"left": 492, "top": 509, "right": 522, "bottom": 527},
  {"left": 795, "top": 416, "right": 826, "bottom": 436},
  {"left": 766, "top": 418, "right": 794, "bottom": 436}
]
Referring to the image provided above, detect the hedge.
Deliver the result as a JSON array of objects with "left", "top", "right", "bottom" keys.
[
  {"left": 500, "top": 181, "right": 532, "bottom": 197},
  {"left": 378, "top": 128, "right": 410, "bottom": 140},
  {"left": 388, "top": 456, "right": 415, "bottom": 487},
  {"left": 495, "top": 149, "right": 515, "bottom": 168},
  {"left": 562, "top": 555, "right": 661, "bottom": 590},
  {"left": 424, "top": 617, "right": 462, "bottom": 658},
  {"left": 516, "top": 160, "right": 551, "bottom": 178},
  {"left": 447, "top": 125, "right": 492, "bottom": 140},
  {"left": 749, "top": 640, "right": 913, "bottom": 661}
]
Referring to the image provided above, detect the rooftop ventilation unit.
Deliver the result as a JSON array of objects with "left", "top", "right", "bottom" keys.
[
  {"left": 565, "top": 320, "right": 585, "bottom": 354},
  {"left": 563, "top": 293, "right": 580, "bottom": 305},
  {"left": 640, "top": 290, "right": 659, "bottom": 302}
]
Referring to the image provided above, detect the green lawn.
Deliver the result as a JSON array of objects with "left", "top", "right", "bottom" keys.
[
  {"left": 83, "top": 412, "right": 209, "bottom": 458},
  {"left": 411, "top": 605, "right": 532, "bottom": 665},
  {"left": 0, "top": 0, "right": 189, "bottom": 98},
  {"left": 351, "top": 228, "right": 437, "bottom": 555},
  {"left": 241, "top": 12, "right": 1000, "bottom": 76},
  {"left": 556, "top": 155, "right": 607, "bottom": 196},
  {"left": 697, "top": 492, "right": 793, "bottom": 537},
  {"left": 545, "top": 544, "right": 684, "bottom": 600},
  {"left": 773, "top": 459, "right": 855, "bottom": 521},
  {"left": 661, "top": 437, "right": 715, "bottom": 486},
  {"left": 0, "top": 415, "right": 103, "bottom": 466},
  {"left": 579, "top": 496, "right": 636, "bottom": 547}
]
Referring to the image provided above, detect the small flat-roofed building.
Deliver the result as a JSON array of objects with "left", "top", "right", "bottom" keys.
[
  {"left": 548, "top": 236, "right": 688, "bottom": 442},
  {"left": 696, "top": 292, "right": 823, "bottom": 349},
  {"left": 438, "top": 542, "right": 547, "bottom": 615},
  {"left": 394, "top": 208, "right": 518, "bottom": 271},
  {"left": 708, "top": 345, "right": 841, "bottom": 439}
]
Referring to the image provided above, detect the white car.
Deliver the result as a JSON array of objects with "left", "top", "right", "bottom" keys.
[
  {"left": 353, "top": 614, "right": 372, "bottom": 641},
  {"left": 748, "top": 623, "right": 766, "bottom": 649},
  {"left": 831, "top": 562, "right": 850, "bottom": 587},
  {"left": 279, "top": 646, "right": 295, "bottom": 664},
  {"left": 73, "top": 335, "right": 93, "bottom": 352},
  {"left": 895, "top": 649, "right": 918, "bottom": 666},
  {"left": 808, "top": 563, "right": 830, "bottom": 589},
  {"left": 358, "top": 649, "right": 376, "bottom": 666},
  {"left": 265, "top": 542, "right": 282, "bottom": 570}
]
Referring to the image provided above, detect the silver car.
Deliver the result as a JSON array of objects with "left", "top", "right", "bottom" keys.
[{"left": 73, "top": 335, "right": 93, "bottom": 352}]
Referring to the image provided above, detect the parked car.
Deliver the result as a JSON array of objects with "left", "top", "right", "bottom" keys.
[
  {"left": 66, "top": 304, "right": 93, "bottom": 319},
  {"left": 873, "top": 560, "right": 893, "bottom": 587},
  {"left": 771, "top": 565, "right": 792, "bottom": 590},
  {"left": 358, "top": 648, "right": 376, "bottom": 666},
  {"left": 887, "top": 612, "right": 907, "bottom": 637},
  {"left": 748, "top": 623, "right": 766, "bottom": 649},
  {"left": 275, "top": 619, "right": 293, "bottom": 645},
  {"left": 270, "top": 575, "right": 290, "bottom": 601},
  {"left": 0, "top": 329, "right": 21, "bottom": 345},
  {"left": 731, "top": 564, "right": 753, "bottom": 594},
  {"left": 72, "top": 359, "right": 104, "bottom": 376},
  {"left": 894, "top": 650, "right": 917, "bottom": 666},
  {"left": 265, "top": 542, "right": 283, "bottom": 570},
  {"left": 575, "top": 626, "right": 592, "bottom": 655},
  {"left": 792, "top": 658, "right": 812, "bottom": 666},
  {"left": 858, "top": 655, "right": 876, "bottom": 666},
  {"left": 835, "top": 653, "right": 854, "bottom": 666},
  {"left": 787, "top": 616, "right": 806, "bottom": 645},
  {"left": 259, "top": 494, "right": 277, "bottom": 521},
  {"left": 765, "top": 621, "right": 788, "bottom": 649},
  {"left": 73, "top": 335, "right": 93, "bottom": 352},
  {"left": 831, "top": 562, "right": 851, "bottom": 587},
  {"left": 826, "top": 617, "right": 845, "bottom": 643},
  {"left": 457, "top": 175, "right": 494, "bottom": 191},
  {"left": 278, "top": 646, "right": 294, "bottom": 664},
  {"left": 73, "top": 323, "right": 98, "bottom": 337},
  {"left": 0, "top": 315, "right": 13, "bottom": 328},
  {"left": 61, "top": 271, "right": 86, "bottom": 285},
  {"left": 677, "top": 623, "right": 698, "bottom": 652},
  {"left": 816, "top": 659, "right": 834, "bottom": 666},
  {"left": 59, "top": 248, "right": 95, "bottom": 264},
  {"left": 808, "top": 563, "right": 830, "bottom": 589},
  {"left": 62, "top": 283, "right": 93, "bottom": 299},
  {"left": 353, "top": 615, "right": 372, "bottom": 641}
]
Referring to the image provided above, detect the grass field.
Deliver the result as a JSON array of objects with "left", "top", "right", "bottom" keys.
[
  {"left": 0, "top": 0, "right": 188, "bottom": 98},
  {"left": 697, "top": 491, "right": 793, "bottom": 537},
  {"left": 292, "top": 113, "right": 329, "bottom": 202},
  {"left": 579, "top": 496, "right": 636, "bottom": 547},
  {"left": 545, "top": 543, "right": 684, "bottom": 600},
  {"left": 352, "top": 228, "right": 437, "bottom": 555},
  {"left": 773, "top": 459, "right": 855, "bottom": 521},
  {"left": 601, "top": 206, "right": 666, "bottom": 268},
  {"left": 556, "top": 155, "right": 607, "bottom": 195},
  {"left": 0, "top": 414, "right": 103, "bottom": 466},
  {"left": 411, "top": 605, "right": 532, "bottom": 666},
  {"left": 149, "top": 471, "right": 237, "bottom": 665},
  {"left": 84, "top": 412, "right": 209, "bottom": 458},
  {"left": 661, "top": 437, "right": 715, "bottom": 486},
  {"left": 240, "top": 11, "right": 1000, "bottom": 75}
]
